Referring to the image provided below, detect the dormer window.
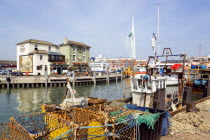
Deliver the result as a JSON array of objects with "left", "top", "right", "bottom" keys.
[
  {"left": 49, "top": 46, "right": 51, "bottom": 51},
  {"left": 35, "top": 44, "right": 38, "bottom": 50},
  {"left": 84, "top": 48, "right": 86, "bottom": 53},
  {"left": 40, "top": 55, "right": 43, "bottom": 60},
  {"left": 73, "top": 46, "right": 76, "bottom": 52}
]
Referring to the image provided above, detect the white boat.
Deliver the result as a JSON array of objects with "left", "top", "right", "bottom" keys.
[
  {"left": 165, "top": 75, "right": 178, "bottom": 86},
  {"left": 89, "top": 62, "right": 109, "bottom": 73},
  {"left": 134, "top": 65, "right": 178, "bottom": 86},
  {"left": 60, "top": 80, "right": 88, "bottom": 109},
  {"left": 130, "top": 47, "right": 186, "bottom": 110}
]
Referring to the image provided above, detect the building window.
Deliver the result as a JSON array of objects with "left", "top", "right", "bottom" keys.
[
  {"left": 37, "top": 65, "right": 42, "bottom": 70},
  {"left": 55, "top": 56, "right": 58, "bottom": 61},
  {"left": 40, "top": 55, "right": 43, "bottom": 60},
  {"left": 59, "top": 56, "right": 62, "bottom": 62},
  {"left": 83, "top": 55, "right": 86, "bottom": 62},
  {"left": 35, "top": 44, "right": 38, "bottom": 50},
  {"left": 73, "top": 46, "right": 76, "bottom": 52},
  {"left": 73, "top": 54, "right": 76, "bottom": 62},
  {"left": 51, "top": 56, "right": 54, "bottom": 61},
  {"left": 49, "top": 46, "right": 51, "bottom": 51},
  {"left": 84, "top": 48, "right": 86, "bottom": 53}
]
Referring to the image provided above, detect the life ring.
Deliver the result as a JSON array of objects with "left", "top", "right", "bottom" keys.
[{"left": 80, "top": 99, "right": 88, "bottom": 106}]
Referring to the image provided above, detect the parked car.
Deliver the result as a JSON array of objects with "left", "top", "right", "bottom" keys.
[
  {"left": 11, "top": 72, "right": 23, "bottom": 76},
  {"left": 0, "top": 70, "right": 5, "bottom": 75},
  {"left": 0, "top": 70, "right": 9, "bottom": 75}
]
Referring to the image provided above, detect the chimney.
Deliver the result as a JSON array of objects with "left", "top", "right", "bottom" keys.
[{"left": 64, "top": 37, "right": 68, "bottom": 44}]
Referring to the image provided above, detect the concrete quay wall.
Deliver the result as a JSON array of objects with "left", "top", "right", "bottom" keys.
[{"left": 0, "top": 74, "right": 123, "bottom": 88}]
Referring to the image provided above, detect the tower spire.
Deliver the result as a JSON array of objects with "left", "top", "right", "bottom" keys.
[{"left": 132, "top": 16, "right": 136, "bottom": 59}]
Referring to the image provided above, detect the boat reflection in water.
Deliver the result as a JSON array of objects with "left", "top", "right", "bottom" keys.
[
  {"left": 17, "top": 88, "right": 52, "bottom": 113},
  {"left": 0, "top": 79, "right": 127, "bottom": 123}
]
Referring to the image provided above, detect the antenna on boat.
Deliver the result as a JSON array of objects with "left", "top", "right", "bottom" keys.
[
  {"left": 157, "top": 3, "right": 161, "bottom": 70},
  {"left": 157, "top": 3, "right": 160, "bottom": 56}
]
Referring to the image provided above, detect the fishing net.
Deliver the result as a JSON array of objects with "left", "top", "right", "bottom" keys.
[
  {"left": 8, "top": 112, "right": 74, "bottom": 140},
  {"left": 0, "top": 122, "right": 11, "bottom": 139},
  {"left": 1, "top": 105, "right": 163, "bottom": 140}
]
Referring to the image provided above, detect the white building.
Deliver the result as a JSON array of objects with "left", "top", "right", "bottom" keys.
[{"left": 17, "top": 39, "right": 67, "bottom": 75}]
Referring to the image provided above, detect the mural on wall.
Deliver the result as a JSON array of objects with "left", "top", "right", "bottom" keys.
[{"left": 19, "top": 55, "right": 33, "bottom": 72}]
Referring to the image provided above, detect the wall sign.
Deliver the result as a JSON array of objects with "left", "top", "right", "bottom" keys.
[{"left": 20, "top": 46, "right": 25, "bottom": 52}]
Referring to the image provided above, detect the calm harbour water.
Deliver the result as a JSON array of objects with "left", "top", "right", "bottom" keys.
[
  {"left": 0, "top": 79, "right": 178, "bottom": 123},
  {"left": 0, "top": 79, "right": 130, "bottom": 123}
]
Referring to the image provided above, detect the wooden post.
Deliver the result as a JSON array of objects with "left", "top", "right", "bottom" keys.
[
  {"left": 106, "top": 71, "right": 109, "bottom": 83},
  {"left": 6, "top": 71, "right": 10, "bottom": 89},
  {"left": 204, "top": 80, "right": 210, "bottom": 97},
  {"left": 121, "top": 67, "right": 123, "bottom": 81},
  {"left": 93, "top": 71, "right": 96, "bottom": 84},
  {"left": 182, "top": 86, "right": 192, "bottom": 106},
  {"left": 115, "top": 71, "right": 118, "bottom": 82},
  {"left": 72, "top": 71, "right": 76, "bottom": 86},
  {"left": 207, "top": 80, "right": 210, "bottom": 96},
  {"left": 153, "top": 88, "right": 166, "bottom": 110},
  {"left": 45, "top": 65, "right": 48, "bottom": 88}
]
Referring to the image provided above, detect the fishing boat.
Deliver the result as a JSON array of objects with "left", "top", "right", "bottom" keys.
[
  {"left": 186, "top": 56, "right": 210, "bottom": 91},
  {"left": 134, "top": 65, "right": 179, "bottom": 86},
  {"left": 130, "top": 47, "right": 186, "bottom": 111},
  {"left": 42, "top": 78, "right": 107, "bottom": 112},
  {"left": 60, "top": 81, "right": 88, "bottom": 109}
]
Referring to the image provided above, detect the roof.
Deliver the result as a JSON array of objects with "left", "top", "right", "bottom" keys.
[
  {"left": 28, "top": 50, "right": 48, "bottom": 55},
  {"left": 60, "top": 40, "right": 91, "bottom": 48},
  {"left": 28, "top": 50, "right": 64, "bottom": 56},
  {"left": 48, "top": 52, "right": 64, "bottom": 56},
  {"left": 17, "top": 39, "right": 57, "bottom": 47}
]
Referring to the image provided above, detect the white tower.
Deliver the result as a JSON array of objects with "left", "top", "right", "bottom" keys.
[{"left": 126, "top": 17, "right": 136, "bottom": 59}]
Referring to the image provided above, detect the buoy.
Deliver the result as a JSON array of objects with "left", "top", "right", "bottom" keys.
[{"left": 88, "top": 121, "right": 105, "bottom": 140}]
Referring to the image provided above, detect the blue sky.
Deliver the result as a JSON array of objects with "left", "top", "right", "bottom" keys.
[{"left": 0, "top": 0, "right": 210, "bottom": 60}]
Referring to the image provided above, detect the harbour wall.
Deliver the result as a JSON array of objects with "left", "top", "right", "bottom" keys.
[{"left": 0, "top": 74, "right": 123, "bottom": 88}]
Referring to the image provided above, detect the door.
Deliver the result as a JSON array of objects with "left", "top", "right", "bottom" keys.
[{"left": 57, "top": 67, "right": 62, "bottom": 75}]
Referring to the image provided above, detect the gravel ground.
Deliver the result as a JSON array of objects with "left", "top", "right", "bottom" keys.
[{"left": 162, "top": 99, "right": 210, "bottom": 140}]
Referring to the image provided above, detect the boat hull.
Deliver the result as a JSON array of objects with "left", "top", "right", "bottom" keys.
[{"left": 165, "top": 79, "right": 178, "bottom": 86}]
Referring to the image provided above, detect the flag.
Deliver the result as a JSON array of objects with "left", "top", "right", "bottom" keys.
[{"left": 128, "top": 32, "right": 133, "bottom": 37}]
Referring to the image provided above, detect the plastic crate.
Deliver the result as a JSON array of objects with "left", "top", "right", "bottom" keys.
[{"left": 124, "top": 104, "right": 165, "bottom": 140}]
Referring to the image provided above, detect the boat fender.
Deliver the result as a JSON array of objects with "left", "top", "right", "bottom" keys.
[
  {"left": 162, "top": 112, "right": 170, "bottom": 136},
  {"left": 144, "top": 75, "right": 149, "bottom": 80},
  {"left": 80, "top": 99, "right": 88, "bottom": 106}
]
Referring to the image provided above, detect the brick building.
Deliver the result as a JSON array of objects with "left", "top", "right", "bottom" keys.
[{"left": 105, "top": 58, "right": 147, "bottom": 71}]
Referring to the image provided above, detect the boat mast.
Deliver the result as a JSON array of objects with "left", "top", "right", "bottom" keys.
[
  {"left": 157, "top": 4, "right": 160, "bottom": 56},
  {"left": 157, "top": 4, "right": 161, "bottom": 70}
]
